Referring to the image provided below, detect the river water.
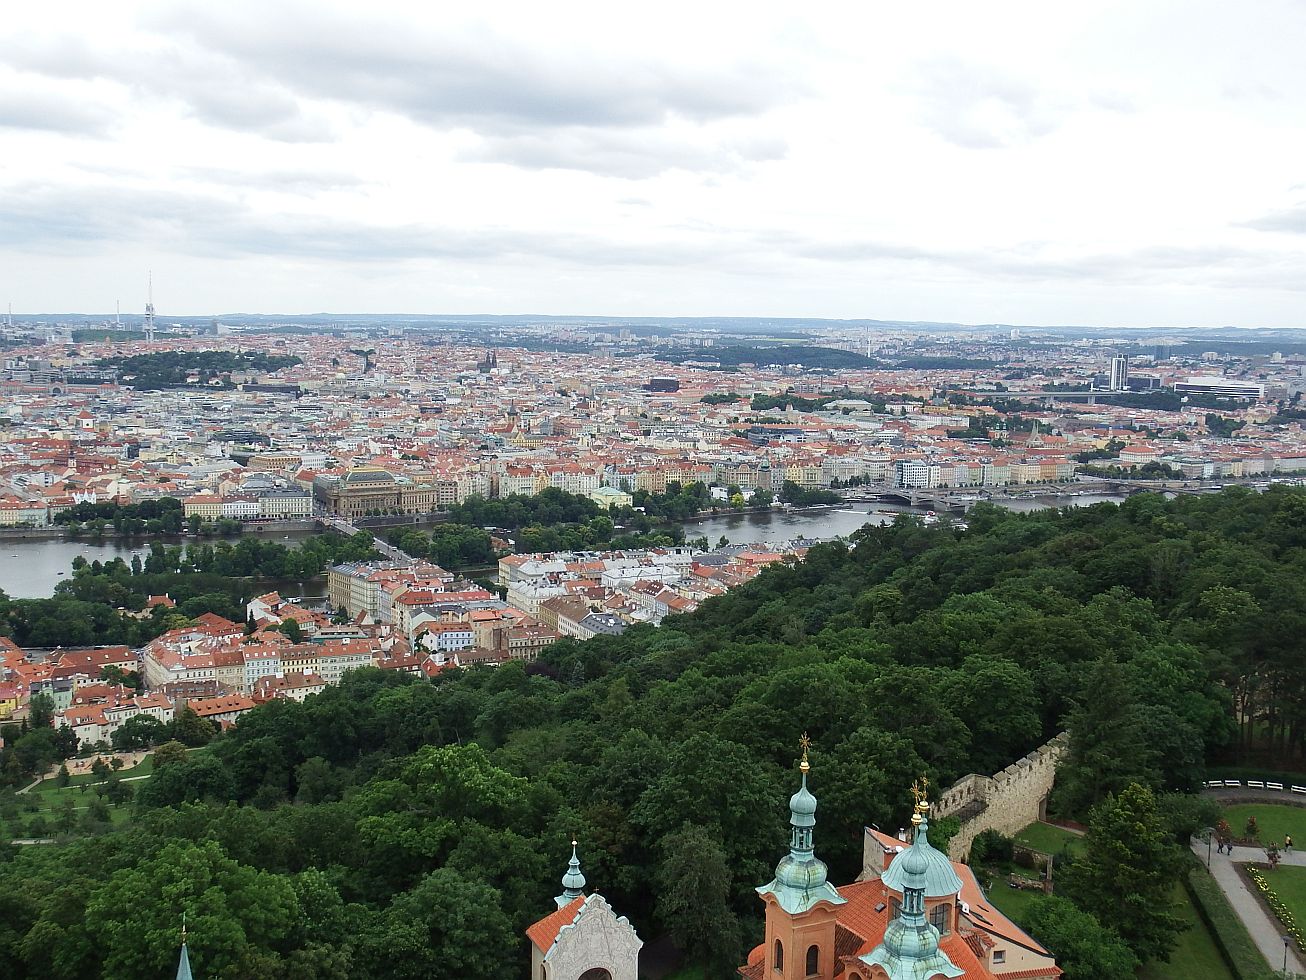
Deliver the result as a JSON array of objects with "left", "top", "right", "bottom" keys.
[
  {"left": 0, "top": 494, "right": 1130, "bottom": 600},
  {"left": 0, "top": 529, "right": 320, "bottom": 600},
  {"left": 683, "top": 493, "right": 1128, "bottom": 548}
]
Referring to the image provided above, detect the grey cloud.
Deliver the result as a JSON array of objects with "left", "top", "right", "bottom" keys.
[
  {"left": 460, "top": 128, "right": 787, "bottom": 179},
  {"left": 10, "top": 35, "right": 332, "bottom": 142},
  {"left": 150, "top": 5, "right": 796, "bottom": 131},
  {"left": 1246, "top": 203, "right": 1306, "bottom": 235},
  {"left": 13, "top": 10, "right": 795, "bottom": 169},
  {"left": 0, "top": 182, "right": 730, "bottom": 269},
  {"left": 127, "top": 3, "right": 795, "bottom": 176},
  {"left": 913, "top": 59, "right": 1065, "bottom": 149},
  {"left": 0, "top": 87, "right": 112, "bottom": 136},
  {"left": 788, "top": 234, "right": 1297, "bottom": 289}
]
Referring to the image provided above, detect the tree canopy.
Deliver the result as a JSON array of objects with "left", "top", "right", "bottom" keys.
[{"left": 3, "top": 488, "right": 1306, "bottom": 974}]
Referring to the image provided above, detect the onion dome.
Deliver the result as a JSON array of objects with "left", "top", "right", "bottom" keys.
[
  {"left": 881, "top": 804, "right": 963, "bottom": 899},
  {"left": 555, "top": 840, "right": 587, "bottom": 909}
]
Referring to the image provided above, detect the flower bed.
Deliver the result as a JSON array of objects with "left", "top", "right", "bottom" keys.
[{"left": 1247, "top": 866, "right": 1306, "bottom": 952}]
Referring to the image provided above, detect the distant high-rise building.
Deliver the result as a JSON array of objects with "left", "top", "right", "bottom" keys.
[{"left": 1109, "top": 355, "right": 1129, "bottom": 391}]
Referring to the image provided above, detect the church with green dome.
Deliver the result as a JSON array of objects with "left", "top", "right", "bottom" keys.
[{"left": 739, "top": 742, "right": 1061, "bottom": 980}]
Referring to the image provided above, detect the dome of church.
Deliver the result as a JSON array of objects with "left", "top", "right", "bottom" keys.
[
  {"left": 788, "top": 774, "right": 817, "bottom": 822},
  {"left": 880, "top": 811, "right": 962, "bottom": 899},
  {"left": 774, "top": 851, "right": 829, "bottom": 891},
  {"left": 880, "top": 914, "right": 940, "bottom": 961}
]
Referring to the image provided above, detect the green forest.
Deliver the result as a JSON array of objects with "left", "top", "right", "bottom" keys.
[
  {"left": 95, "top": 351, "right": 302, "bottom": 390},
  {"left": 2, "top": 488, "right": 1304, "bottom": 977}
]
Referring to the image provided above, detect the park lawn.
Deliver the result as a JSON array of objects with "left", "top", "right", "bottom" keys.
[
  {"left": 1222, "top": 803, "right": 1306, "bottom": 848},
  {"left": 1263, "top": 865, "right": 1306, "bottom": 926},
  {"left": 1137, "top": 882, "right": 1234, "bottom": 980},
  {"left": 1015, "top": 821, "right": 1085, "bottom": 858},
  {"left": 983, "top": 878, "right": 1233, "bottom": 980},
  {"left": 983, "top": 880, "right": 1045, "bottom": 923}
]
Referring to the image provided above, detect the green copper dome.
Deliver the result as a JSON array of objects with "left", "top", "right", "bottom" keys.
[
  {"left": 860, "top": 808, "right": 963, "bottom": 980},
  {"left": 881, "top": 809, "right": 962, "bottom": 899},
  {"left": 555, "top": 841, "right": 586, "bottom": 909},
  {"left": 789, "top": 774, "right": 817, "bottom": 824}
]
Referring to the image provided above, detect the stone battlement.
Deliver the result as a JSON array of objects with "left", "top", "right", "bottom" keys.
[{"left": 934, "top": 732, "right": 1069, "bottom": 860}]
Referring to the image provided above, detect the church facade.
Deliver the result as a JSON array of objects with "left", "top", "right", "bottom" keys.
[
  {"left": 526, "top": 842, "right": 643, "bottom": 980},
  {"left": 740, "top": 753, "right": 1061, "bottom": 980}
]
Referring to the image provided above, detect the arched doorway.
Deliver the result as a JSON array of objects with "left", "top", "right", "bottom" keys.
[{"left": 579, "top": 970, "right": 613, "bottom": 980}]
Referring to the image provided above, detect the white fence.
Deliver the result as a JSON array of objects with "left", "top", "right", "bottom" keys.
[{"left": 1205, "top": 778, "right": 1305, "bottom": 794}]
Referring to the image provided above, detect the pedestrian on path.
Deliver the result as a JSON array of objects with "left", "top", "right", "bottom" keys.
[{"left": 1287, "top": 834, "right": 1294, "bottom": 854}]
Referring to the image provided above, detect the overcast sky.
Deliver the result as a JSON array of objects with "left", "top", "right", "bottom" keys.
[{"left": 3, "top": 1, "right": 1306, "bottom": 327}]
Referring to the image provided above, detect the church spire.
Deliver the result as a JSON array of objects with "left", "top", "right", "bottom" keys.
[
  {"left": 556, "top": 839, "right": 587, "bottom": 909},
  {"left": 175, "top": 912, "right": 194, "bottom": 980},
  {"left": 756, "top": 734, "right": 845, "bottom": 914}
]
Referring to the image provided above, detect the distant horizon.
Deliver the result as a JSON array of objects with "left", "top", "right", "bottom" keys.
[{"left": 7, "top": 309, "right": 1306, "bottom": 335}]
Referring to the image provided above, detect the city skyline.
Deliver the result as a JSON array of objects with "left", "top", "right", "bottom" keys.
[{"left": 3, "top": 1, "right": 1306, "bottom": 326}]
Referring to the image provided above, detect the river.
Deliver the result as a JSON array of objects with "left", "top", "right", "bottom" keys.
[
  {"left": 682, "top": 493, "right": 1129, "bottom": 548},
  {"left": 1, "top": 494, "right": 1131, "bottom": 599},
  {"left": 0, "top": 528, "right": 321, "bottom": 600}
]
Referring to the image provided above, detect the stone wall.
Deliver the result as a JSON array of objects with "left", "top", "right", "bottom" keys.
[{"left": 933, "top": 732, "right": 1069, "bottom": 861}]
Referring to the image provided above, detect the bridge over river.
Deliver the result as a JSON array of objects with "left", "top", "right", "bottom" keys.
[
  {"left": 842, "top": 479, "right": 1235, "bottom": 512},
  {"left": 317, "top": 514, "right": 415, "bottom": 561}
]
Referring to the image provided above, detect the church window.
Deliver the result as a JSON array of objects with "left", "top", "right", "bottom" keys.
[
  {"left": 579, "top": 971, "right": 612, "bottom": 980},
  {"left": 993, "top": 950, "right": 1006, "bottom": 964},
  {"left": 930, "top": 902, "right": 950, "bottom": 935},
  {"left": 774, "top": 939, "right": 784, "bottom": 971},
  {"left": 806, "top": 944, "right": 820, "bottom": 974}
]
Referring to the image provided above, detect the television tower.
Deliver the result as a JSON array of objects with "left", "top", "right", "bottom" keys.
[{"left": 144, "top": 272, "right": 156, "bottom": 342}]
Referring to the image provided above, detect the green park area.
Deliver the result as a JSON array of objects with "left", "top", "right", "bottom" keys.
[
  {"left": 985, "top": 879, "right": 1231, "bottom": 980},
  {"left": 1015, "top": 821, "right": 1085, "bottom": 858},
  {"left": 1222, "top": 802, "right": 1306, "bottom": 849},
  {"left": 983, "top": 876, "right": 1045, "bottom": 922},
  {"left": 1136, "top": 883, "right": 1234, "bottom": 980},
  {"left": 1, "top": 754, "right": 156, "bottom": 840},
  {"left": 981, "top": 824, "right": 1235, "bottom": 980},
  {"left": 1259, "top": 867, "right": 1306, "bottom": 962}
]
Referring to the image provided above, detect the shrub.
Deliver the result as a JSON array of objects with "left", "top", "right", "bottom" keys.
[
  {"left": 972, "top": 829, "right": 1015, "bottom": 864},
  {"left": 1185, "top": 868, "right": 1281, "bottom": 980}
]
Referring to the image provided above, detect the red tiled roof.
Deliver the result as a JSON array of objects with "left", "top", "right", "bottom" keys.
[{"left": 525, "top": 895, "right": 586, "bottom": 952}]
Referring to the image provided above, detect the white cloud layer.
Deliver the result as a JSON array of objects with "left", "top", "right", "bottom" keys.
[{"left": 2, "top": 0, "right": 1306, "bottom": 326}]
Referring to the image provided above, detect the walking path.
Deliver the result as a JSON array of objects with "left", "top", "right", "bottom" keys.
[{"left": 1190, "top": 838, "right": 1306, "bottom": 975}]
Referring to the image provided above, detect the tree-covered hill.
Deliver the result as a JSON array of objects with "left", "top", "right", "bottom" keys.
[
  {"left": 95, "top": 350, "right": 301, "bottom": 389},
  {"left": 3, "top": 488, "right": 1303, "bottom": 977}
]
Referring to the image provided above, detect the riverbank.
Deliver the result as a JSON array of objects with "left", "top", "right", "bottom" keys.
[
  {"left": 0, "top": 518, "right": 320, "bottom": 541},
  {"left": 679, "top": 503, "right": 835, "bottom": 524},
  {"left": 0, "top": 529, "right": 324, "bottom": 600}
]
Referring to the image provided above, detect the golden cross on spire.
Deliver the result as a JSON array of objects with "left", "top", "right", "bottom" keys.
[
  {"left": 799, "top": 732, "right": 811, "bottom": 772},
  {"left": 910, "top": 775, "right": 930, "bottom": 808}
]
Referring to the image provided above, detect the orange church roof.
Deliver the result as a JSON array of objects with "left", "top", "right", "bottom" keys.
[{"left": 526, "top": 895, "right": 586, "bottom": 953}]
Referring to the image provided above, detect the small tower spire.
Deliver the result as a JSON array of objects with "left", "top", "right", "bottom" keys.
[
  {"left": 175, "top": 911, "right": 194, "bottom": 980},
  {"left": 755, "top": 733, "right": 845, "bottom": 914},
  {"left": 556, "top": 839, "right": 587, "bottom": 909}
]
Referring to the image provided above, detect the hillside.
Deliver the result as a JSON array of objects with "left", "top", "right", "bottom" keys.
[{"left": 3, "top": 487, "right": 1302, "bottom": 977}]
